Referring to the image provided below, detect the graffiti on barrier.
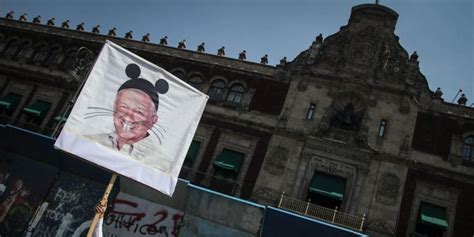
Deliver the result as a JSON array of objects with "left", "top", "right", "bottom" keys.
[
  {"left": 104, "top": 192, "right": 184, "bottom": 237},
  {"left": 0, "top": 152, "right": 57, "bottom": 237},
  {"left": 31, "top": 172, "right": 104, "bottom": 237}
]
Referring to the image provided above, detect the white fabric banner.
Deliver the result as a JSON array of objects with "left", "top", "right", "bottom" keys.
[
  {"left": 103, "top": 192, "right": 184, "bottom": 237},
  {"left": 55, "top": 41, "right": 208, "bottom": 196}
]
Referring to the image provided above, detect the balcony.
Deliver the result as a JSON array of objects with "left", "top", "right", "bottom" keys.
[{"left": 277, "top": 192, "right": 365, "bottom": 231}]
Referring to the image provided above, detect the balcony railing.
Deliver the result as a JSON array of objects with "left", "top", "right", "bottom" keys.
[{"left": 277, "top": 192, "right": 365, "bottom": 231}]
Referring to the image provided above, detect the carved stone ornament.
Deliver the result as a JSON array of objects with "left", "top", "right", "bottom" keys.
[
  {"left": 368, "top": 95, "right": 377, "bottom": 107},
  {"left": 297, "top": 78, "right": 308, "bottom": 91},
  {"left": 317, "top": 121, "right": 330, "bottom": 134},
  {"left": 312, "top": 156, "right": 357, "bottom": 177},
  {"left": 317, "top": 108, "right": 333, "bottom": 135},
  {"left": 350, "top": 26, "right": 379, "bottom": 68},
  {"left": 368, "top": 219, "right": 394, "bottom": 234},
  {"left": 352, "top": 41, "right": 376, "bottom": 67},
  {"left": 329, "top": 92, "right": 368, "bottom": 132},
  {"left": 375, "top": 172, "right": 400, "bottom": 206},
  {"left": 315, "top": 33, "right": 349, "bottom": 70},
  {"left": 356, "top": 130, "right": 368, "bottom": 146},
  {"left": 331, "top": 103, "right": 361, "bottom": 131},
  {"left": 264, "top": 146, "right": 289, "bottom": 176},
  {"left": 398, "top": 135, "right": 410, "bottom": 158},
  {"left": 399, "top": 95, "right": 410, "bottom": 114},
  {"left": 252, "top": 187, "right": 279, "bottom": 205}
]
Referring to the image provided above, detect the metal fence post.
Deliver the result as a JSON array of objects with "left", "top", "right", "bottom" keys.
[
  {"left": 359, "top": 214, "right": 366, "bottom": 231},
  {"left": 304, "top": 199, "right": 311, "bottom": 215},
  {"left": 332, "top": 206, "right": 338, "bottom": 223},
  {"left": 278, "top": 192, "right": 285, "bottom": 207}
]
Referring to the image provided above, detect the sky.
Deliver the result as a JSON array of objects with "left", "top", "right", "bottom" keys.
[{"left": 2, "top": 0, "right": 473, "bottom": 103}]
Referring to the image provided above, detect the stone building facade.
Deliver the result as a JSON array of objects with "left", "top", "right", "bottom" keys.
[{"left": 0, "top": 4, "right": 473, "bottom": 237}]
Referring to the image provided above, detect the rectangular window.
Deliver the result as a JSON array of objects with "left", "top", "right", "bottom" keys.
[
  {"left": 183, "top": 140, "right": 201, "bottom": 168},
  {"left": 415, "top": 202, "right": 448, "bottom": 237},
  {"left": 179, "top": 140, "right": 201, "bottom": 179},
  {"left": 0, "top": 93, "right": 22, "bottom": 124},
  {"left": 213, "top": 149, "right": 244, "bottom": 174},
  {"left": 378, "top": 119, "right": 387, "bottom": 138},
  {"left": 306, "top": 103, "right": 316, "bottom": 120},
  {"left": 22, "top": 100, "right": 51, "bottom": 125},
  {"left": 23, "top": 100, "right": 51, "bottom": 118},
  {"left": 0, "top": 93, "right": 22, "bottom": 112},
  {"left": 462, "top": 136, "right": 473, "bottom": 161},
  {"left": 0, "top": 93, "right": 23, "bottom": 119},
  {"left": 211, "top": 148, "right": 245, "bottom": 195},
  {"left": 307, "top": 172, "right": 346, "bottom": 209}
]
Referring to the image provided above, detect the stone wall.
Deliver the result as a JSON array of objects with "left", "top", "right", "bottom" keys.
[{"left": 180, "top": 184, "right": 265, "bottom": 237}]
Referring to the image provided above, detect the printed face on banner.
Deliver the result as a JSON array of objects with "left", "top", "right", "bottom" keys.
[
  {"left": 113, "top": 89, "right": 157, "bottom": 146},
  {"left": 55, "top": 41, "right": 208, "bottom": 196},
  {"left": 85, "top": 63, "right": 170, "bottom": 158}
]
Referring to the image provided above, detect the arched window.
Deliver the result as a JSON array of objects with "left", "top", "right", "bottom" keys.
[
  {"left": 208, "top": 79, "right": 226, "bottom": 101},
  {"left": 16, "top": 40, "right": 33, "bottom": 60},
  {"left": 4, "top": 38, "right": 20, "bottom": 57},
  {"left": 61, "top": 48, "right": 77, "bottom": 70},
  {"left": 463, "top": 136, "right": 474, "bottom": 161},
  {"left": 48, "top": 44, "right": 64, "bottom": 65},
  {"left": 187, "top": 75, "right": 202, "bottom": 90},
  {"left": 226, "top": 83, "right": 245, "bottom": 104},
  {"left": 32, "top": 43, "right": 49, "bottom": 63}
]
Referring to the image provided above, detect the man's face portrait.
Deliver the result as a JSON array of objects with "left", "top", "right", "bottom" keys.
[
  {"left": 56, "top": 43, "right": 208, "bottom": 195},
  {"left": 113, "top": 88, "right": 158, "bottom": 146}
]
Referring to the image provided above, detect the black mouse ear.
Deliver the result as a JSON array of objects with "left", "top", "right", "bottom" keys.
[
  {"left": 125, "top": 63, "right": 140, "bottom": 79},
  {"left": 155, "top": 79, "right": 169, "bottom": 94}
]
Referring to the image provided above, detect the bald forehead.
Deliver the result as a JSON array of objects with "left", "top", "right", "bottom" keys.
[{"left": 116, "top": 88, "right": 156, "bottom": 113}]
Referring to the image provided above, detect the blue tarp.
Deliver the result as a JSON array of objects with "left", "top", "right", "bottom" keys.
[{"left": 261, "top": 207, "right": 368, "bottom": 237}]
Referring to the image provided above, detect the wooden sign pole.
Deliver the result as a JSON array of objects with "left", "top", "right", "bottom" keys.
[{"left": 86, "top": 173, "right": 118, "bottom": 237}]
